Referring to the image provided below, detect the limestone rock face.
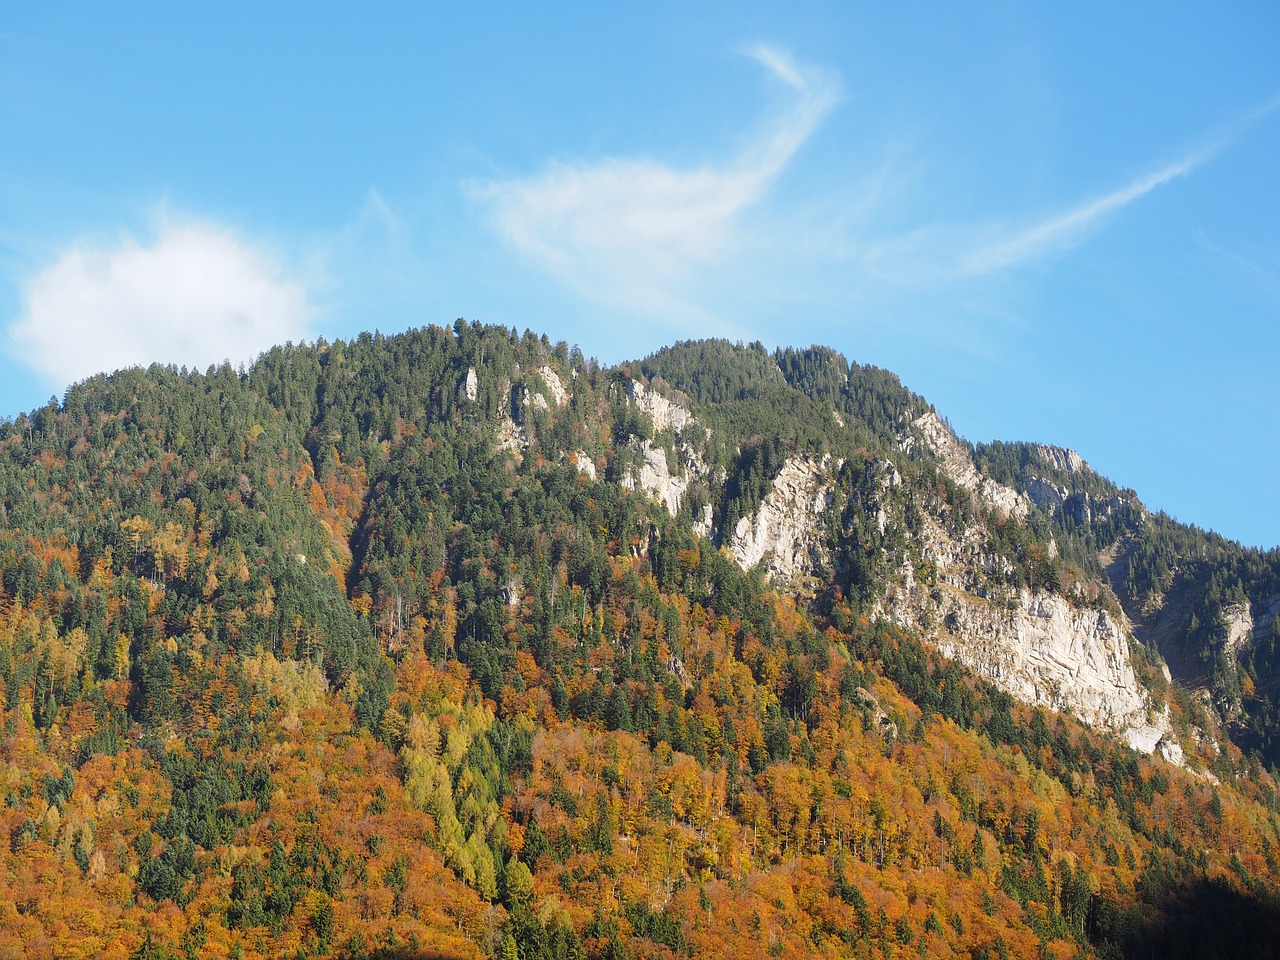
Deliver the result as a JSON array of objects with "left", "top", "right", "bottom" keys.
[
  {"left": 852, "top": 686, "right": 898, "bottom": 741},
  {"left": 1253, "top": 594, "right": 1280, "bottom": 644},
  {"left": 571, "top": 450, "right": 597, "bottom": 481},
  {"left": 903, "top": 411, "right": 1028, "bottom": 519},
  {"left": 929, "top": 587, "right": 1178, "bottom": 758},
  {"left": 727, "top": 457, "right": 833, "bottom": 587},
  {"left": 860, "top": 456, "right": 1186, "bottom": 760},
  {"left": 495, "top": 378, "right": 528, "bottom": 457},
  {"left": 627, "top": 380, "right": 695, "bottom": 435},
  {"left": 1020, "top": 446, "right": 1136, "bottom": 529},
  {"left": 1024, "top": 477, "right": 1070, "bottom": 510},
  {"left": 880, "top": 498, "right": 1182, "bottom": 760},
  {"left": 495, "top": 369, "right": 570, "bottom": 456},
  {"left": 691, "top": 504, "right": 714, "bottom": 541},
  {"left": 1221, "top": 602, "right": 1255, "bottom": 657},
  {"left": 621, "top": 441, "right": 688, "bottom": 518},
  {"left": 460, "top": 367, "right": 479, "bottom": 403},
  {"left": 1029, "top": 444, "right": 1086, "bottom": 476},
  {"left": 619, "top": 378, "right": 709, "bottom": 521},
  {"left": 538, "top": 365, "right": 568, "bottom": 407},
  {"left": 611, "top": 378, "right": 1184, "bottom": 762}
]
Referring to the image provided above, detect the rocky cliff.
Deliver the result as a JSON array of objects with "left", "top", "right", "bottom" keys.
[
  {"left": 902, "top": 411, "right": 1029, "bottom": 520},
  {"left": 883, "top": 457, "right": 1182, "bottom": 760},
  {"left": 726, "top": 456, "right": 834, "bottom": 589},
  {"left": 618, "top": 378, "right": 715, "bottom": 534},
  {"left": 605, "top": 370, "right": 1189, "bottom": 760},
  {"left": 920, "top": 585, "right": 1180, "bottom": 760}
]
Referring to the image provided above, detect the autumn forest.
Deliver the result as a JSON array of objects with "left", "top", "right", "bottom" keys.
[{"left": 2, "top": 322, "right": 1278, "bottom": 959}]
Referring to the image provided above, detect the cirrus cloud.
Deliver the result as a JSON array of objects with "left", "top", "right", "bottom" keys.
[{"left": 8, "top": 221, "right": 310, "bottom": 388}]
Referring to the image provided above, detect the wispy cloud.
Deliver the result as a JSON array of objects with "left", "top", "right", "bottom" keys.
[
  {"left": 886, "top": 94, "right": 1280, "bottom": 282},
  {"left": 1198, "top": 230, "right": 1280, "bottom": 307},
  {"left": 959, "top": 149, "right": 1215, "bottom": 274},
  {"left": 8, "top": 220, "right": 310, "bottom": 387},
  {"left": 850, "top": 141, "right": 1232, "bottom": 293},
  {"left": 472, "top": 46, "right": 839, "bottom": 329}
]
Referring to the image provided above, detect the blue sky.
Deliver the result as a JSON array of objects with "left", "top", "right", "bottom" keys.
[{"left": 2, "top": 3, "right": 1278, "bottom": 547}]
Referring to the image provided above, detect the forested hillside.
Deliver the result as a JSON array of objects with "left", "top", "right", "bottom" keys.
[
  {"left": 974, "top": 440, "right": 1280, "bottom": 767},
  {"left": 2, "top": 322, "right": 1278, "bottom": 959}
]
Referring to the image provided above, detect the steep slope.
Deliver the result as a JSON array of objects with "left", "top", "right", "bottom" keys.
[
  {"left": 631, "top": 342, "right": 1183, "bottom": 761},
  {"left": 975, "top": 439, "right": 1280, "bottom": 767}
]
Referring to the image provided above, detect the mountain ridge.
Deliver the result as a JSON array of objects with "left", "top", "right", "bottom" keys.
[{"left": 1, "top": 321, "right": 1278, "bottom": 960}]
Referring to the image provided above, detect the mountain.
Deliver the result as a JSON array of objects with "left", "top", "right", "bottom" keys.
[{"left": 1, "top": 322, "right": 1278, "bottom": 960}]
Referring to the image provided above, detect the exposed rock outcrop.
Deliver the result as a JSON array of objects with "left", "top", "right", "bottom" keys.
[
  {"left": 727, "top": 457, "right": 833, "bottom": 587},
  {"left": 627, "top": 380, "right": 695, "bottom": 435},
  {"left": 853, "top": 686, "right": 898, "bottom": 741},
  {"left": 495, "top": 378, "right": 528, "bottom": 457},
  {"left": 570, "top": 450, "right": 597, "bottom": 480},
  {"left": 621, "top": 441, "right": 689, "bottom": 518},
  {"left": 691, "top": 504, "right": 714, "bottom": 541},
  {"left": 895, "top": 429, "right": 1164, "bottom": 753},
  {"left": 460, "top": 367, "right": 479, "bottom": 403},
  {"left": 923, "top": 586, "right": 1179, "bottom": 760},
  {"left": 1020, "top": 447, "right": 1138, "bottom": 530},
  {"left": 501, "top": 576, "right": 521, "bottom": 607},
  {"left": 619, "top": 378, "right": 710, "bottom": 521},
  {"left": 880, "top": 497, "right": 1183, "bottom": 761},
  {"left": 1253, "top": 594, "right": 1280, "bottom": 642},
  {"left": 1024, "top": 477, "right": 1071, "bottom": 511},
  {"left": 1221, "top": 602, "right": 1255, "bottom": 657},
  {"left": 496, "top": 369, "right": 571, "bottom": 456},
  {"left": 902, "top": 412, "right": 1028, "bottom": 520},
  {"left": 1028, "top": 444, "right": 1086, "bottom": 476},
  {"left": 538, "top": 365, "right": 568, "bottom": 407}
]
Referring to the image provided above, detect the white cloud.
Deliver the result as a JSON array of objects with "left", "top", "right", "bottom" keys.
[
  {"left": 472, "top": 46, "right": 839, "bottom": 327},
  {"left": 958, "top": 149, "right": 1215, "bottom": 274},
  {"left": 843, "top": 145, "right": 1221, "bottom": 296},
  {"left": 8, "top": 222, "right": 310, "bottom": 387},
  {"left": 866, "top": 95, "right": 1280, "bottom": 286}
]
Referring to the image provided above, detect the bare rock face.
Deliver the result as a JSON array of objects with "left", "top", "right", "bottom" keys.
[
  {"left": 1220, "top": 602, "right": 1255, "bottom": 657},
  {"left": 727, "top": 457, "right": 833, "bottom": 587},
  {"left": 852, "top": 686, "right": 898, "bottom": 741},
  {"left": 501, "top": 576, "right": 521, "bottom": 607},
  {"left": 1029, "top": 444, "right": 1087, "bottom": 476},
  {"left": 538, "top": 365, "right": 568, "bottom": 407},
  {"left": 903, "top": 411, "right": 1029, "bottom": 520},
  {"left": 1020, "top": 447, "right": 1138, "bottom": 531},
  {"left": 621, "top": 441, "right": 689, "bottom": 518},
  {"left": 460, "top": 367, "right": 479, "bottom": 403},
  {"left": 1253, "top": 594, "right": 1280, "bottom": 643},
  {"left": 691, "top": 504, "right": 714, "bottom": 541},
  {"left": 881, "top": 500, "right": 1183, "bottom": 761},
  {"left": 495, "top": 368, "right": 571, "bottom": 457},
  {"left": 612, "top": 379, "right": 1183, "bottom": 762},
  {"left": 619, "top": 378, "right": 709, "bottom": 520},
  {"left": 495, "top": 378, "right": 528, "bottom": 457},
  {"left": 570, "top": 450, "right": 597, "bottom": 480},
  {"left": 866, "top": 464, "right": 1185, "bottom": 759},
  {"left": 627, "top": 380, "right": 695, "bottom": 435},
  {"left": 929, "top": 587, "right": 1178, "bottom": 756},
  {"left": 1024, "top": 477, "right": 1071, "bottom": 510}
]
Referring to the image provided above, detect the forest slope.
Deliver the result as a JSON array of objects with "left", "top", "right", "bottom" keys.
[{"left": 0, "top": 323, "right": 1277, "bottom": 960}]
